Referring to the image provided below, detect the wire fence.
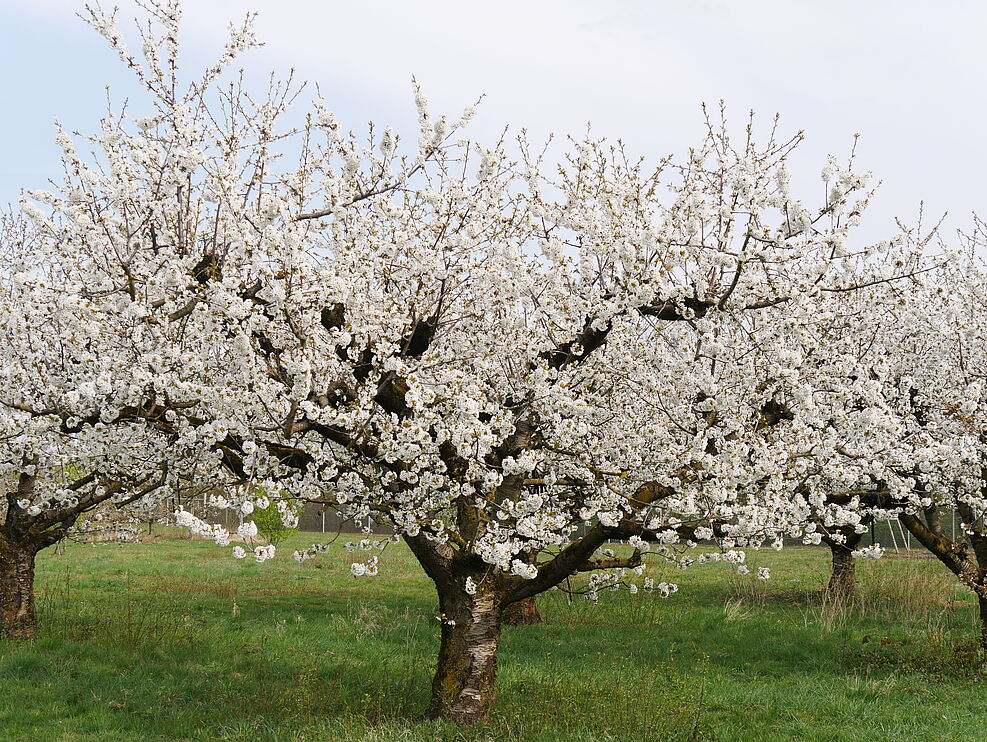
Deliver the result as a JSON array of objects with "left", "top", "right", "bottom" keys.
[{"left": 171, "top": 494, "right": 976, "bottom": 553}]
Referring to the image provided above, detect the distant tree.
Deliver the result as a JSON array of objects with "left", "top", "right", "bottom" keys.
[
  {"left": 772, "top": 225, "right": 987, "bottom": 652},
  {"left": 0, "top": 212, "right": 222, "bottom": 639}
]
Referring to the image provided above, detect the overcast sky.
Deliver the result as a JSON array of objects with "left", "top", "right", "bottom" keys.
[{"left": 1, "top": 0, "right": 984, "bottom": 243}]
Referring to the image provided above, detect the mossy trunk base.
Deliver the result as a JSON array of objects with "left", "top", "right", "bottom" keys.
[
  {"left": 427, "top": 590, "right": 502, "bottom": 724},
  {"left": 0, "top": 547, "right": 37, "bottom": 641}
]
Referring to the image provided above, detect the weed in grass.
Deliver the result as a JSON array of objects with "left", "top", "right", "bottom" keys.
[
  {"left": 802, "top": 557, "right": 961, "bottom": 634},
  {"left": 727, "top": 571, "right": 769, "bottom": 607},
  {"left": 722, "top": 598, "right": 754, "bottom": 623},
  {"left": 853, "top": 558, "right": 958, "bottom": 622}
]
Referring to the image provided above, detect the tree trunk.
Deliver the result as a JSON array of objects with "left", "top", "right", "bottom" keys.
[
  {"left": 502, "top": 596, "right": 541, "bottom": 626},
  {"left": 427, "top": 588, "right": 503, "bottom": 724},
  {"left": 821, "top": 525, "right": 864, "bottom": 605},
  {"left": 825, "top": 545, "right": 857, "bottom": 604},
  {"left": 0, "top": 544, "right": 38, "bottom": 640}
]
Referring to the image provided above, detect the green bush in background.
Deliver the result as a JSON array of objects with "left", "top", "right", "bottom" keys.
[{"left": 250, "top": 496, "right": 301, "bottom": 547}]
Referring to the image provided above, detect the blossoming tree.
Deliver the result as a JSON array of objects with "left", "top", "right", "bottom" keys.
[
  {"left": 0, "top": 210, "right": 230, "bottom": 639},
  {"left": 0, "top": 1, "right": 266, "bottom": 639},
  {"left": 11, "top": 1, "right": 938, "bottom": 722},
  {"left": 808, "top": 228, "right": 987, "bottom": 648},
  {"left": 766, "top": 223, "right": 987, "bottom": 647},
  {"left": 899, "top": 227, "right": 987, "bottom": 651}
]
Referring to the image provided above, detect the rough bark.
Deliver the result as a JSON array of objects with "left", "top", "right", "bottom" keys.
[
  {"left": 826, "top": 547, "right": 857, "bottom": 604},
  {"left": 822, "top": 527, "right": 864, "bottom": 604},
  {"left": 501, "top": 548, "right": 542, "bottom": 625},
  {"left": 502, "top": 596, "right": 541, "bottom": 626},
  {"left": 0, "top": 543, "right": 39, "bottom": 640},
  {"left": 427, "top": 587, "right": 503, "bottom": 724}
]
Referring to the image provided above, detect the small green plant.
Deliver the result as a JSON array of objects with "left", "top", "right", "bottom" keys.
[{"left": 250, "top": 495, "right": 301, "bottom": 547}]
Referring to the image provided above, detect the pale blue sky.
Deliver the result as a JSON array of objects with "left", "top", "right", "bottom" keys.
[{"left": 2, "top": 0, "right": 985, "bottom": 242}]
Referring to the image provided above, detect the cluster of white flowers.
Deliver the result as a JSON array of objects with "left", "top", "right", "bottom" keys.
[
  {"left": 293, "top": 543, "right": 331, "bottom": 563},
  {"left": 253, "top": 544, "right": 277, "bottom": 562},
  {"left": 851, "top": 544, "right": 885, "bottom": 560},
  {"left": 175, "top": 510, "right": 232, "bottom": 547},
  {"left": 642, "top": 579, "right": 679, "bottom": 598},
  {"left": 350, "top": 556, "right": 380, "bottom": 577},
  {"left": 509, "top": 559, "right": 539, "bottom": 580}
]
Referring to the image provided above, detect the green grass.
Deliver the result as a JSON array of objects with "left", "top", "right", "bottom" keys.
[{"left": 1, "top": 534, "right": 984, "bottom": 741}]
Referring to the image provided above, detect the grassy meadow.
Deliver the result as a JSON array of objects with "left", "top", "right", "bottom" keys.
[{"left": 1, "top": 532, "right": 985, "bottom": 741}]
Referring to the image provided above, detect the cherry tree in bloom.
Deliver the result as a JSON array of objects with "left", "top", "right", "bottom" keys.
[
  {"left": 243, "top": 133, "right": 935, "bottom": 720},
  {"left": 0, "top": 2, "right": 275, "bottom": 639},
  {"left": 904, "top": 233, "right": 987, "bottom": 652},
  {"left": 770, "top": 224, "right": 987, "bottom": 643},
  {"left": 0, "top": 211, "right": 227, "bottom": 639},
  {"left": 811, "top": 224, "right": 987, "bottom": 649},
  {"left": 175, "top": 98, "right": 927, "bottom": 721},
  {"left": 14, "top": 1, "right": 935, "bottom": 721}
]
